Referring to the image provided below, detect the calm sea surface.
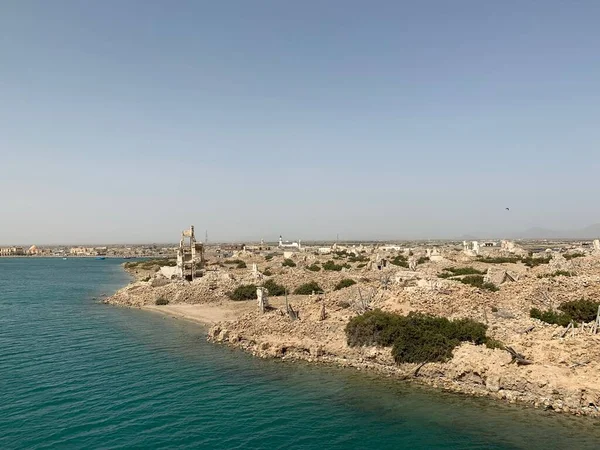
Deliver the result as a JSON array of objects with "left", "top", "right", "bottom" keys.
[{"left": 1, "top": 258, "right": 599, "bottom": 449}]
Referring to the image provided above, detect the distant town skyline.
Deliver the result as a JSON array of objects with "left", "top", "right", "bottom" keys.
[{"left": 2, "top": 1, "right": 600, "bottom": 244}]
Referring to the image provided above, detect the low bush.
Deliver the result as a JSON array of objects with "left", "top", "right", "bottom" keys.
[
  {"left": 530, "top": 308, "right": 571, "bottom": 327},
  {"left": 349, "top": 254, "right": 369, "bottom": 263},
  {"left": 564, "top": 252, "right": 585, "bottom": 261},
  {"left": 125, "top": 258, "right": 177, "bottom": 270},
  {"left": 224, "top": 259, "right": 246, "bottom": 269},
  {"left": 389, "top": 255, "right": 408, "bottom": 268},
  {"left": 229, "top": 284, "right": 257, "bottom": 301},
  {"left": 262, "top": 268, "right": 273, "bottom": 276},
  {"left": 293, "top": 281, "right": 323, "bottom": 295},
  {"left": 345, "top": 310, "right": 406, "bottom": 347},
  {"left": 558, "top": 299, "right": 600, "bottom": 322},
  {"left": 282, "top": 259, "right": 297, "bottom": 268},
  {"left": 338, "top": 301, "right": 351, "bottom": 309},
  {"left": 265, "top": 254, "right": 275, "bottom": 261},
  {"left": 537, "top": 270, "right": 573, "bottom": 278},
  {"left": 477, "top": 256, "right": 522, "bottom": 264},
  {"left": 345, "top": 310, "right": 493, "bottom": 364},
  {"left": 323, "top": 260, "right": 350, "bottom": 271},
  {"left": 307, "top": 264, "right": 321, "bottom": 272},
  {"left": 522, "top": 255, "right": 552, "bottom": 268},
  {"left": 482, "top": 282, "right": 500, "bottom": 292},
  {"left": 417, "top": 256, "right": 429, "bottom": 264},
  {"left": 392, "top": 328, "right": 456, "bottom": 363},
  {"left": 357, "top": 263, "right": 367, "bottom": 268},
  {"left": 457, "top": 275, "right": 499, "bottom": 291},
  {"left": 531, "top": 300, "right": 600, "bottom": 326},
  {"left": 485, "top": 338, "right": 505, "bottom": 350},
  {"left": 262, "top": 279, "right": 287, "bottom": 296},
  {"left": 443, "top": 267, "right": 486, "bottom": 276},
  {"left": 155, "top": 297, "right": 169, "bottom": 306},
  {"left": 335, "top": 279, "right": 356, "bottom": 291}
]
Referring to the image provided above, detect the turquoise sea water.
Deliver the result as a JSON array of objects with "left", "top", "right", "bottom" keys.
[{"left": 1, "top": 258, "right": 599, "bottom": 449}]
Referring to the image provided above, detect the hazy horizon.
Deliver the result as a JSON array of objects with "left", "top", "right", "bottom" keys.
[{"left": 3, "top": 1, "right": 600, "bottom": 244}]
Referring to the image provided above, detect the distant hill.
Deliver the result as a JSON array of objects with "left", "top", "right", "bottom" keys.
[{"left": 512, "top": 224, "right": 600, "bottom": 239}]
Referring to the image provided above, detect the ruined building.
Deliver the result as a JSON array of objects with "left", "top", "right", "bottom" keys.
[{"left": 176, "top": 226, "right": 204, "bottom": 280}]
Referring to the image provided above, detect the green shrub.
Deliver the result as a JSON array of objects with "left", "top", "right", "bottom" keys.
[
  {"left": 346, "top": 311, "right": 492, "bottom": 364},
  {"left": 229, "top": 284, "right": 257, "bottom": 301},
  {"left": 558, "top": 299, "right": 600, "bottom": 322},
  {"left": 262, "top": 279, "right": 287, "bottom": 296},
  {"left": 338, "top": 301, "right": 351, "bottom": 309},
  {"left": 349, "top": 254, "right": 369, "bottom": 263},
  {"left": 456, "top": 275, "right": 498, "bottom": 291},
  {"left": 392, "top": 327, "right": 457, "bottom": 363},
  {"left": 265, "top": 253, "right": 275, "bottom": 261},
  {"left": 224, "top": 259, "right": 246, "bottom": 268},
  {"left": 345, "top": 309, "right": 407, "bottom": 347},
  {"left": 530, "top": 300, "right": 600, "bottom": 326},
  {"left": 482, "top": 282, "right": 499, "bottom": 292},
  {"left": 485, "top": 338, "right": 505, "bottom": 350},
  {"left": 530, "top": 308, "right": 571, "bottom": 327},
  {"left": 444, "top": 317, "right": 488, "bottom": 344},
  {"left": 537, "top": 270, "right": 573, "bottom": 278},
  {"left": 335, "top": 279, "right": 356, "bottom": 291},
  {"left": 282, "top": 259, "right": 297, "bottom": 267},
  {"left": 293, "top": 281, "right": 323, "bottom": 295},
  {"left": 477, "top": 256, "right": 522, "bottom": 264},
  {"left": 443, "top": 267, "right": 486, "bottom": 276},
  {"left": 417, "top": 256, "right": 429, "bottom": 264},
  {"left": 389, "top": 255, "right": 408, "bottom": 268},
  {"left": 125, "top": 258, "right": 177, "bottom": 270},
  {"left": 262, "top": 268, "right": 273, "bottom": 276},
  {"left": 307, "top": 264, "right": 321, "bottom": 272},
  {"left": 323, "top": 260, "right": 350, "bottom": 271},
  {"left": 522, "top": 255, "right": 551, "bottom": 267},
  {"left": 357, "top": 263, "right": 367, "bottom": 268},
  {"left": 564, "top": 252, "right": 585, "bottom": 261},
  {"left": 155, "top": 297, "right": 169, "bottom": 305}
]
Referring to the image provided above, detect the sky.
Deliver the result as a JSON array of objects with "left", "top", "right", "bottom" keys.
[{"left": 1, "top": 1, "right": 600, "bottom": 244}]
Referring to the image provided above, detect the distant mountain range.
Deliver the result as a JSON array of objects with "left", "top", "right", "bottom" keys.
[
  {"left": 511, "top": 224, "right": 600, "bottom": 240},
  {"left": 458, "top": 224, "right": 600, "bottom": 241}
]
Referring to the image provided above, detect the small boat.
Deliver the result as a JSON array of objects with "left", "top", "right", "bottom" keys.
[
  {"left": 95, "top": 256, "right": 106, "bottom": 260},
  {"left": 63, "top": 257, "right": 67, "bottom": 260}
]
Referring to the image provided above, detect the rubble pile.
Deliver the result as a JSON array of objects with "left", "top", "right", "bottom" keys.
[{"left": 105, "top": 240, "right": 600, "bottom": 416}]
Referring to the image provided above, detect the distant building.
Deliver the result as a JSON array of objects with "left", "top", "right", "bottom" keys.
[
  {"left": 0, "top": 247, "right": 25, "bottom": 256},
  {"left": 279, "top": 236, "right": 301, "bottom": 250},
  {"left": 70, "top": 247, "right": 95, "bottom": 256},
  {"left": 27, "top": 245, "right": 41, "bottom": 255}
]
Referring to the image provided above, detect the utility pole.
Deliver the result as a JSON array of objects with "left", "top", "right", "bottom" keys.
[{"left": 205, "top": 230, "right": 208, "bottom": 244}]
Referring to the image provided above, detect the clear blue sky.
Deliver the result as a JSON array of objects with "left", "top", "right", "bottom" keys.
[{"left": 2, "top": 1, "right": 600, "bottom": 244}]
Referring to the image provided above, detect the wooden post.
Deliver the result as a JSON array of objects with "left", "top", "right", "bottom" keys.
[{"left": 285, "top": 289, "right": 289, "bottom": 314}]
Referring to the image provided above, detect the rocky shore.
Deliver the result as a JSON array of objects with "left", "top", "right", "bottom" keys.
[{"left": 105, "top": 244, "right": 600, "bottom": 417}]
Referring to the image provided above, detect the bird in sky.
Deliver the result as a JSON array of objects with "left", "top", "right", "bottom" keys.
[{"left": 505, "top": 207, "right": 510, "bottom": 211}]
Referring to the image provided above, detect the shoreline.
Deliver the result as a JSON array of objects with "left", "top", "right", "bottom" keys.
[
  {"left": 141, "top": 303, "right": 241, "bottom": 326},
  {"left": 104, "top": 253, "right": 600, "bottom": 419},
  {"left": 136, "top": 302, "right": 595, "bottom": 418}
]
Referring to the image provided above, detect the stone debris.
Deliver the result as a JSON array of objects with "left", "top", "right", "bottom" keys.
[{"left": 104, "top": 237, "right": 600, "bottom": 417}]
